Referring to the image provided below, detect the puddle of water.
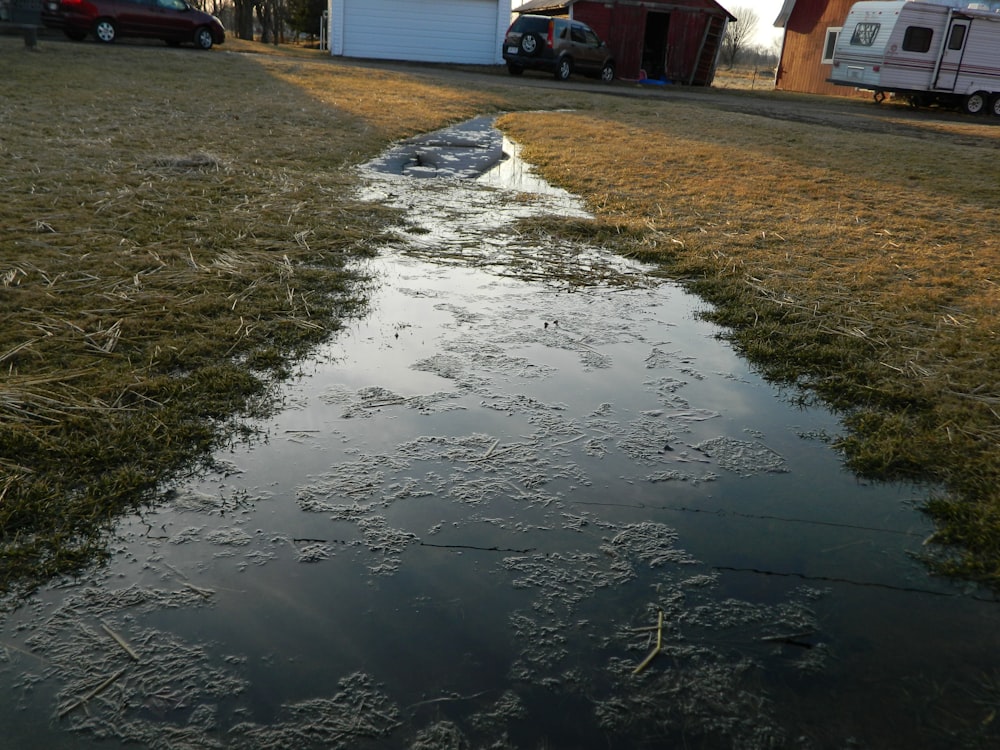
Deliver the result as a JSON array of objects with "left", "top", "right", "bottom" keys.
[{"left": 2, "top": 119, "right": 999, "bottom": 749}]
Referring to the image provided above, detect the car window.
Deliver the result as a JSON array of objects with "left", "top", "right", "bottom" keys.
[
  {"left": 583, "top": 28, "right": 600, "bottom": 46},
  {"left": 157, "top": 0, "right": 187, "bottom": 9},
  {"left": 513, "top": 16, "right": 549, "bottom": 34},
  {"left": 570, "top": 25, "right": 586, "bottom": 44}
]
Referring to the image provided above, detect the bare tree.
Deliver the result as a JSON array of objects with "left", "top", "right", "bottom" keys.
[{"left": 721, "top": 6, "right": 760, "bottom": 68}]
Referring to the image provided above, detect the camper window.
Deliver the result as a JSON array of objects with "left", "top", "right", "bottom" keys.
[
  {"left": 850, "top": 23, "right": 880, "bottom": 46},
  {"left": 947, "top": 24, "right": 967, "bottom": 51},
  {"left": 902, "top": 26, "right": 933, "bottom": 53}
]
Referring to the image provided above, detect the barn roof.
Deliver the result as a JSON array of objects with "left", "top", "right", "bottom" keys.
[
  {"left": 773, "top": 0, "right": 797, "bottom": 28},
  {"left": 513, "top": 0, "right": 567, "bottom": 11},
  {"left": 513, "top": 0, "right": 736, "bottom": 20}
]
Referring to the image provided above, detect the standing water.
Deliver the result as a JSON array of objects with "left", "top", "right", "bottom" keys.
[{"left": 1, "top": 117, "right": 998, "bottom": 749}]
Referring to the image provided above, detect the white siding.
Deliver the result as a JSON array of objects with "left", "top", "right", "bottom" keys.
[
  {"left": 830, "top": 2, "right": 1000, "bottom": 96},
  {"left": 330, "top": 0, "right": 509, "bottom": 65},
  {"left": 949, "top": 14, "right": 1000, "bottom": 95}
]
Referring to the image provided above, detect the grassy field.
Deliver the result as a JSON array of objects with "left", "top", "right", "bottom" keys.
[
  {"left": 3, "top": 35, "right": 1000, "bottom": 594},
  {"left": 496, "top": 95, "right": 1000, "bottom": 579}
]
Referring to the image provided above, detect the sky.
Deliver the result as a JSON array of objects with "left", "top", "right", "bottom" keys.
[{"left": 732, "top": 0, "right": 787, "bottom": 49}]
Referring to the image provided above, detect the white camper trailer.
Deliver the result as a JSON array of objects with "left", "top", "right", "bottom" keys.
[{"left": 828, "top": 1, "right": 1000, "bottom": 114}]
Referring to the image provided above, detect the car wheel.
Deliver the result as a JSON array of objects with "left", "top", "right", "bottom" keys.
[
  {"left": 506, "top": 63, "right": 523, "bottom": 76},
  {"left": 520, "top": 33, "right": 541, "bottom": 56},
  {"left": 600, "top": 62, "right": 615, "bottom": 83},
  {"left": 554, "top": 57, "right": 572, "bottom": 81},
  {"left": 194, "top": 27, "right": 214, "bottom": 50},
  {"left": 963, "top": 91, "right": 988, "bottom": 115},
  {"left": 93, "top": 18, "right": 116, "bottom": 43}
]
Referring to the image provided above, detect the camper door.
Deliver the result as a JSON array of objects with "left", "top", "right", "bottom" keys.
[{"left": 934, "top": 18, "right": 970, "bottom": 90}]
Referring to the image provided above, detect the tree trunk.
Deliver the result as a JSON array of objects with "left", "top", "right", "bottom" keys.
[{"left": 233, "top": 0, "right": 254, "bottom": 40}]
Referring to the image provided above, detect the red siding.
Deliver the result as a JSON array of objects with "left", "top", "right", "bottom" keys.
[
  {"left": 667, "top": 12, "right": 713, "bottom": 83},
  {"left": 574, "top": 0, "right": 613, "bottom": 35},
  {"left": 577, "top": 3, "right": 644, "bottom": 79},
  {"left": 776, "top": 0, "right": 868, "bottom": 97},
  {"left": 571, "top": 0, "right": 729, "bottom": 83}
]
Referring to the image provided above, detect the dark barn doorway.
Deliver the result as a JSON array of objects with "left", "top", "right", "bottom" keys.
[{"left": 642, "top": 11, "right": 671, "bottom": 80}]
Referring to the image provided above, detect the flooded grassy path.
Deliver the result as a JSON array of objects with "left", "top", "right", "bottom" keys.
[{"left": 1, "top": 119, "right": 998, "bottom": 749}]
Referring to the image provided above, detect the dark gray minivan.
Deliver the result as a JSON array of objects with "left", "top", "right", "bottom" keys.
[{"left": 502, "top": 14, "right": 615, "bottom": 82}]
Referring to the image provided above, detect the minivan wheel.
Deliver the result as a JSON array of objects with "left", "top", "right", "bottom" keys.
[
  {"left": 194, "top": 27, "right": 214, "bottom": 50},
  {"left": 600, "top": 63, "right": 615, "bottom": 82},
  {"left": 520, "top": 33, "right": 541, "bottom": 56},
  {"left": 94, "top": 18, "right": 116, "bottom": 43},
  {"left": 555, "top": 57, "right": 572, "bottom": 81}
]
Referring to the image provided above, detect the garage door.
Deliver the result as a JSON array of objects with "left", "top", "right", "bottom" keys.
[{"left": 337, "top": 0, "right": 504, "bottom": 65}]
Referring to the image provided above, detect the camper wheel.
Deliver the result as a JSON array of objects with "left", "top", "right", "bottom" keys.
[
  {"left": 962, "top": 92, "right": 988, "bottom": 116},
  {"left": 872, "top": 91, "right": 886, "bottom": 104},
  {"left": 989, "top": 94, "right": 1000, "bottom": 117}
]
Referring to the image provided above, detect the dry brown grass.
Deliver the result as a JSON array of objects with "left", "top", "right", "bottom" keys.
[
  {"left": 711, "top": 65, "right": 777, "bottom": 91},
  {"left": 0, "top": 36, "right": 540, "bottom": 595},
  {"left": 496, "top": 104, "right": 1000, "bottom": 580}
]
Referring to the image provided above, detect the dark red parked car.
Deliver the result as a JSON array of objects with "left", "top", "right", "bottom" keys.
[{"left": 42, "top": 0, "right": 225, "bottom": 49}]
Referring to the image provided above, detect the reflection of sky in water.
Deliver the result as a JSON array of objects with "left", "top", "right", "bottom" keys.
[
  {"left": 478, "top": 136, "right": 579, "bottom": 197},
  {"left": 2, "top": 120, "right": 999, "bottom": 750}
]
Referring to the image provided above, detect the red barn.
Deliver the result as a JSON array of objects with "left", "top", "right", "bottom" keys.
[
  {"left": 774, "top": 0, "right": 867, "bottom": 97},
  {"left": 513, "top": 0, "right": 736, "bottom": 85}
]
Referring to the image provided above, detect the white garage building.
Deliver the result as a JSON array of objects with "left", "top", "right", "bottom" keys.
[{"left": 328, "top": 0, "right": 512, "bottom": 65}]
